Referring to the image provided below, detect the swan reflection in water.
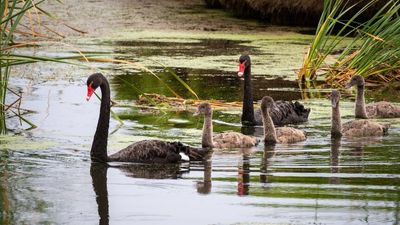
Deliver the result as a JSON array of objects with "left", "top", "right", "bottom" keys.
[
  {"left": 330, "top": 138, "right": 341, "bottom": 184},
  {"left": 195, "top": 146, "right": 273, "bottom": 196},
  {"left": 117, "top": 163, "right": 188, "bottom": 179},
  {"left": 90, "top": 159, "right": 212, "bottom": 224},
  {"left": 237, "top": 146, "right": 275, "bottom": 196},
  {"left": 90, "top": 163, "right": 109, "bottom": 225},
  {"left": 330, "top": 136, "right": 383, "bottom": 185},
  {"left": 260, "top": 145, "right": 275, "bottom": 188},
  {"left": 196, "top": 159, "right": 212, "bottom": 194},
  {"left": 237, "top": 151, "right": 250, "bottom": 196}
]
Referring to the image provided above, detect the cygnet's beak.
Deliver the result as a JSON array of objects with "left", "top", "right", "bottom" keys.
[
  {"left": 331, "top": 97, "right": 339, "bottom": 108},
  {"left": 193, "top": 110, "right": 200, "bottom": 116},
  {"left": 345, "top": 82, "right": 352, "bottom": 89}
]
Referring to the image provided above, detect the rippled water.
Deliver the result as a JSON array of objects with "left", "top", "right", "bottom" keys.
[
  {"left": 2, "top": 13, "right": 400, "bottom": 225},
  {"left": 2, "top": 73, "right": 399, "bottom": 225}
]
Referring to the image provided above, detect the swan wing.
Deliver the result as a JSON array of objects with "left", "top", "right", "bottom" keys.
[
  {"left": 108, "top": 140, "right": 206, "bottom": 163},
  {"left": 213, "top": 132, "right": 259, "bottom": 148},
  {"left": 366, "top": 101, "right": 400, "bottom": 118},
  {"left": 342, "top": 120, "right": 389, "bottom": 137},
  {"left": 276, "top": 127, "right": 306, "bottom": 143}
]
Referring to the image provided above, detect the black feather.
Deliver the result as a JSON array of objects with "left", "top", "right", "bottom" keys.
[{"left": 255, "top": 100, "right": 310, "bottom": 126}]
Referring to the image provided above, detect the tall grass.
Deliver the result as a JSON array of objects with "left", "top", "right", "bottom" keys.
[
  {"left": 298, "top": 0, "right": 400, "bottom": 85},
  {"left": 1, "top": 0, "right": 35, "bottom": 134},
  {"left": 0, "top": 0, "right": 59, "bottom": 134}
]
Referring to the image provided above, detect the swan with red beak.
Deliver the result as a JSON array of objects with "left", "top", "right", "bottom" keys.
[
  {"left": 237, "top": 54, "right": 310, "bottom": 126},
  {"left": 85, "top": 73, "right": 208, "bottom": 163}
]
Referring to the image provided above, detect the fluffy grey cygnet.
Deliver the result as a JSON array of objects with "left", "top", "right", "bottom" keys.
[
  {"left": 330, "top": 89, "right": 389, "bottom": 138},
  {"left": 195, "top": 102, "right": 259, "bottom": 148}
]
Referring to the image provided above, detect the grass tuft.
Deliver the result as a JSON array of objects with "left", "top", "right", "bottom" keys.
[{"left": 298, "top": 0, "right": 400, "bottom": 86}]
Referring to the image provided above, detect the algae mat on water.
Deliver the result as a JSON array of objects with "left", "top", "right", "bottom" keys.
[
  {"left": 0, "top": 136, "right": 56, "bottom": 151},
  {"left": 100, "top": 30, "right": 314, "bottom": 79}
]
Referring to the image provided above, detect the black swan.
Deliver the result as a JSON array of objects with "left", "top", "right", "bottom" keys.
[
  {"left": 330, "top": 89, "right": 389, "bottom": 138},
  {"left": 238, "top": 54, "right": 310, "bottom": 126},
  {"left": 195, "top": 102, "right": 259, "bottom": 148},
  {"left": 260, "top": 96, "right": 306, "bottom": 144},
  {"left": 346, "top": 75, "right": 400, "bottom": 118},
  {"left": 86, "top": 73, "right": 208, "bottom": 163}
]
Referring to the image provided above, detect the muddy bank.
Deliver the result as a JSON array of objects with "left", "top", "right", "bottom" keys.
[{"left": 205, "top": 0, "right": 389, "bottom": 27}]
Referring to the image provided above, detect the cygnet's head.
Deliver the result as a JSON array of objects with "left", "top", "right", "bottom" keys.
[
  {"left": 345, "top": 75, "right": 365, "bottom": 89},
  {"left": 330, "top": 89, "right": 341, "bottom": 108},
  {"left": 260, "top": 96, "right": 275, "bottom": 113},
  {"left": 195, "top": 102, "right": 212, "bottom": 116}
]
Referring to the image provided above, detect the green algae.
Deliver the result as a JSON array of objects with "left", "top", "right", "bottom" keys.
[
  {"left": 103, "top": 30, "right": 315, "bottom": 78},
  {"left": 0, "top": 135, "right": 55, "bottom": 151}
]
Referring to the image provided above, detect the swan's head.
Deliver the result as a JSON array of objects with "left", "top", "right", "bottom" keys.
[
  {"left": 86, "top": 73, "right": 104, "bottom": 101},
  {"left": 238, "top": 54, "right": 251, "bottom": 77},
  {"left": 345, "top": 75, "right": 365, "bottom": 89},
  {"left": 260, "top": 96, "right": 275, "bottom": 113},
  {"left": 330, "top": 89, "right": 341, "bottom": 108},
  {"left": 195, "top": 102, "right": 212, "bottom": 116}
]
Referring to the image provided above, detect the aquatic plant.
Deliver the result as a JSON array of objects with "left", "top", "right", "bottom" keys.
[
  {"left": 1, "top": 0, "right": 39, "bottom": 134},
  {"left": 0, "top": 0, "right": 77, "bottom": 133},
  {"left": 298, "top": 0, "right": 400, "bottom": 85}
]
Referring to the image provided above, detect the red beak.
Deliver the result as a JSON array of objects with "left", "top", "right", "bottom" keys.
[
  {"left": 238, "top": 61, "right": 246, "bottom": 77},
  {"left": 86, "top": 83, "right": 94, "bottom": 101}
]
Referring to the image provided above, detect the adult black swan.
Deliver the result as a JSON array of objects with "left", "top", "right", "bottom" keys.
[
  {"left": 86, "top": 73, "right": 208, "bottom": 163},
  {"left": 237, "top": 54, "right": 310, "bottom": 126}
]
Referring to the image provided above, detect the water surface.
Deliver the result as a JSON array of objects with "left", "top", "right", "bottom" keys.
[
  {"left": 2, "top": 70, "right": 400, "bottom": 225},
  {"left": 1, "top": 1, "right": 400, "bottom": 224}
]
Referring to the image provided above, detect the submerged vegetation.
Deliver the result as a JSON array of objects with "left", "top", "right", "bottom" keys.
[{"left": 298, "top": 0, "right": 400, "bottom": 85}]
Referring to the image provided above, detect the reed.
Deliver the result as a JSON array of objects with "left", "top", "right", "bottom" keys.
[
  {"left": 298, "top": 0, "right": 400, "bottom": 85},
  {"left": 0, "top": 0, "right": 62, "bottom": 134}
]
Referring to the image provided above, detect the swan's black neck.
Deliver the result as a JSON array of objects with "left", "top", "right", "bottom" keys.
[
  {"left": 241, "top": 65, "right": 256, "bottom": 126},
  {"left": 91, "top": 75, "right": 110, "bottom": 162}
]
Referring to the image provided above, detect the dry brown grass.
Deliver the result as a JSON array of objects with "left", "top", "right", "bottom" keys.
[{"left": 207, "top": 0, "right": 388, "bottom": 26}]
